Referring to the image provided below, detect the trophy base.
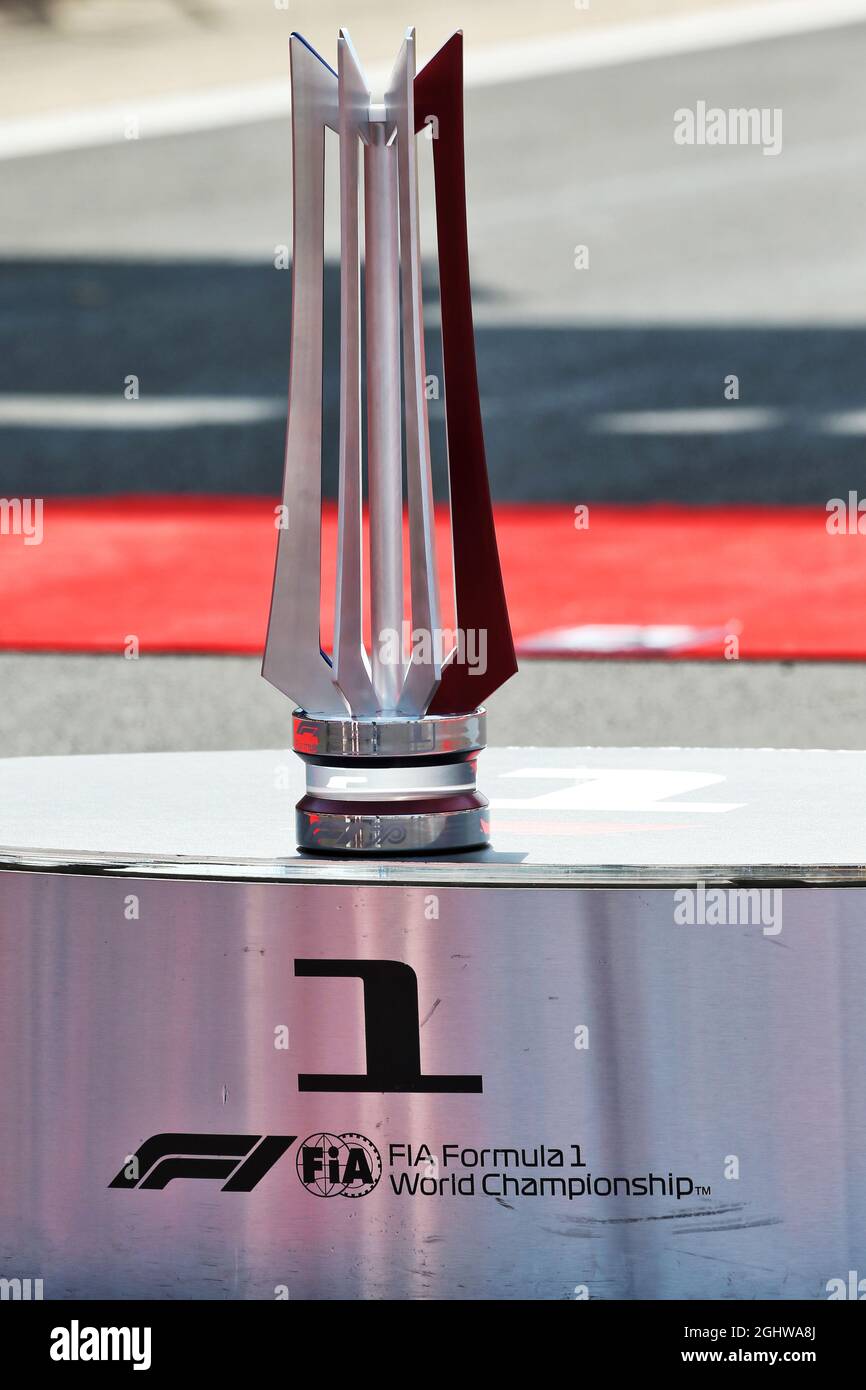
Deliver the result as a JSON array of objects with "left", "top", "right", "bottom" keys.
[
  {"left": 292, "top": 707, "right": 488, "bottom": 855},
  {"left": 296, "top": 795, "right": 489, "bottom": 855}
]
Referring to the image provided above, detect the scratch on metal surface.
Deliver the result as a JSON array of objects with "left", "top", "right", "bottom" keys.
[
  {"left": 556, "top": 1202, "right": 749, "bottom": 1226},
  {"left": 671, "top": 1216, "right": 782, "bottom": 1235},
  {"left": 419, "top": 998, "right": 441, "bottom": 1028},
  {"left": 669, "top": 1247, "right": 781, "bottom": 1275},
  {"left": 540, "top": 1226, "right": 600, "bottom": 1240}
]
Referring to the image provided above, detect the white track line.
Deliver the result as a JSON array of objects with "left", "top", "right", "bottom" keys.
[
  {"left": 1, "top": 1, "right": 865, "bottom": 160},
  {"left": 592, "top": 408, "right": 783, "bottom": 435},
  {"left": 519, "top": 624, "right": 733, "bottom": 655},
  {"left": 1, "top": 397, "right": 863, "bottom": 436},
  {"left": 823, "top": 410, "right": 866, "bottom": 435},
  {"left": 466, "top": 0, "right": 866, "bottom": 86},
  {"left": 0, "top": 396, "right": 284, "bottom": 428}
]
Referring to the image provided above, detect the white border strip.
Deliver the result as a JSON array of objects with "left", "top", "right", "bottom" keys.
[{"left": 1, "top": 0, "right": 865, "bottom": 160}]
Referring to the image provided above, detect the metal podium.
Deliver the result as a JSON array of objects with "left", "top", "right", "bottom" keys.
[{"left": 1, "top": 744, "right": 864, "bottom": 1300}]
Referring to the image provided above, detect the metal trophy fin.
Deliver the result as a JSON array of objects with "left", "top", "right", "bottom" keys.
[{"left": 262, "top": 35, "right": 345, "bottom": 718}]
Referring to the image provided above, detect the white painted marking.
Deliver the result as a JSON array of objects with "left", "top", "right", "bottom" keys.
[
  {"left": 592, "top": 408, "right": 782, "bottom": 435},
  {"left": 0, "top": 395, "right": 283, "bottom": 428},
  {"left": 464, "top": 0, "right": 866, "bottom": 88},
  {"left": 5, "top": 396, "right": 863, "bottom": 442},
  {"left": 518, "top": 624, "right": 730, "bottom": 655},
  {"left": 492, "top": 768, "right": 743, "bottom": 813},
  {"left": 1, "top": 1, "right": 863, "bottom": 159},
  {"left": 822, "top": 411, "right": 866, "bottom": 435},
  {"left": 0, "top": 82, "right": 294, "bottom": 162}
]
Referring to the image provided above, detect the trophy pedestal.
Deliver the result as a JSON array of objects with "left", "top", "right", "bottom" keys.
[
  {"left": 292, "top": 709, "right": 490, "bottom": 854},
  {"left": 1, "top": 745, "right": 863, "bottom": 1301}
]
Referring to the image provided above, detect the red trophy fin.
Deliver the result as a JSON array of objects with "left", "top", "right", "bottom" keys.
[{"left": 414, "top": 32, "right": 518, "bottom": 715}]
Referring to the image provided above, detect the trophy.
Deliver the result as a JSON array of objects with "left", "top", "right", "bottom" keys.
[{"left": 262, "top": 28, "right": 517, "bottom": 854}]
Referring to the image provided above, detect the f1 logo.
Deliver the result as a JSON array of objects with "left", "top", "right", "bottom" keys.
[
  {"left": 295, "top": 959, "right": 482, "bottom": 1093},
  {"left": 109, "top": 1134, "right": 295, "bottom": 1191}
]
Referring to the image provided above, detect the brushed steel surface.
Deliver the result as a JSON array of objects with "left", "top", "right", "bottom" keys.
[
  {"left": 0, "top": 874, "right": 863, "bottom": 1300},
  {"left": 262, "top": 35, "right": 346, "bottom": 716}
]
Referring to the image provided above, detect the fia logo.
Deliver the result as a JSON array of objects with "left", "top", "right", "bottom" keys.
[{"left": 296, "top": 1133, "right": 382, "bottom": 1198}]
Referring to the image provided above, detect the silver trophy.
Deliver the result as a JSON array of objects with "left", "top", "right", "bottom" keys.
[{"left": 264, "top": 28, "right": 516, "bottom": 854}]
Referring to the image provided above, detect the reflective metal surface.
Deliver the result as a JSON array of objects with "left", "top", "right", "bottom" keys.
[
  {"left": 292, "top": 708, "right": 486, "bottom": 759},
  {"left": 1, "top": 873, "right": 864, "bottom": 1299},
  {"left": 332, "top": 31, "right": 378, "bottom": 717},
  {"left": 296, "top": 798, "right": 488, "bottom": 854},
  {"left": 304, "top": 760, "right": 479, "bottom": 799},
  {"left": 261, "top": 35, "right": 346, "bottom": 716},
  {"left": 292, "top": 709, "right": 489, "bottom": 852}
]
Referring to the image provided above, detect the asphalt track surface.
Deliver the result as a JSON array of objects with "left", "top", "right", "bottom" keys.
[
  {"left": 2, "top": 21, "right": 866, "bottom": 752},
  {"left": 2, "top": 20, "right": 866, "bottom": 501},
  {"left": 2, "top": 654, "right": 866, "bottom": 757}
]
